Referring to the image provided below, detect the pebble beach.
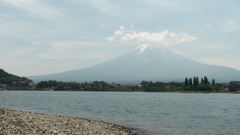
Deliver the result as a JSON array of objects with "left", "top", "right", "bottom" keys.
[{"left": 0, "top": 108, "right": 140, "bottom": 135}]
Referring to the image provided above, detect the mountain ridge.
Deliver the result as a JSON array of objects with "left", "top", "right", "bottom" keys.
[{"left": 29, "top": 44, "right": 240, "bottom": 84}]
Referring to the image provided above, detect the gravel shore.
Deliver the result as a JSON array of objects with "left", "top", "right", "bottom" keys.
[{"left": 0, "top": 108, "right": 140, "bottom": 135}]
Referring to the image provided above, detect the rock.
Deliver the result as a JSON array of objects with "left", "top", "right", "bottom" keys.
[{"left": 0, "top": 109, "right": 5, "bottom": 115}]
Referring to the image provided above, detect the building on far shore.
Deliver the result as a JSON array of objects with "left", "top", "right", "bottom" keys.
[
  {"left": 12, "top": 80, "right": 35, "bottom": 88},
  {"left": 0, "top": 83, "right": 8, "bottom": 88},
  {"left": 228, "top": 81, "right": 240, "bottom": 91}
]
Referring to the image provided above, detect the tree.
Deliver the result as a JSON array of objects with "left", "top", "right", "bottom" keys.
[
  {"left": 204, "top": 76, "right": 210, "bottom": 85},
  {"left": 212, "top": 79, "right": 215, "bottom": 85},
  {"left": 197, "top": 77, "right": 199, "bottom": 85},
  {"left": 193, "top": 77, "right": 197, "bottom": 89},
  {"left": 185, "top": 77, "right": 188, "bottom": 86},
  {"left": 189, "top": 78, "right": 193, "bottom": 86},
  {"left": 201, "top": 78, "right": 204, "bottom": 84}
]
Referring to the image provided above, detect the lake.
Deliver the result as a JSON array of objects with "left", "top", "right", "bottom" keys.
[{"left": 0, "top": 91, "right": 239, "bottom": 135}]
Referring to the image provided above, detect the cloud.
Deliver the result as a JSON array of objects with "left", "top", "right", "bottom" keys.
[
  {"left": 0, "top": 39, "right": 113, "bottom": 76},
  {"left": 221, "top": 21, "right": 240, "bottom": 32},
  {"left": 142, "top": 0, "right": 184, "bottom": 11},
  {"left": 2, "top": 0, "right": 60, "bottom": 19},
  {"left": 0, "top": 20, "right": 30, "bottom": 40},
  {"left": 107, "top": 26, "right": 197, "bottom": 46},
  {"left": 199, "top": 57, "right": 240, "bottom": 70},
  {"left": 201, "top": 44, "right": 227, "bottom": 51},
  {"left": 75, "top": 0, "right": 120, "bottom": 15},
  {"left": 205, "top": 23, "right": 212, "bottom": 27},
  {"left": 35, "top": 40, "right": 111, "bottom": 61}
]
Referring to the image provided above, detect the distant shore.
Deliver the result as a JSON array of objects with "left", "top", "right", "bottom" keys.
[
  {"left": 0, "top": 108, "right": 141, "bottom": 135},
  {"left": 1, "top": 89, "right": 239, "bottom": 94}
]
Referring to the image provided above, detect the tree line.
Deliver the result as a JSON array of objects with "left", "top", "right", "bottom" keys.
[
  {"left": 140, "top": 81, "right": 181, "bottom": 92},
  {"left": 36, "top": 80, "right": 138, "bottom": 91},
  {"left": 140, "top": 76, "right": 224, "bottom": 92},
  {"left": 184, "top": 76, "right": 222, "bottom": 91}
]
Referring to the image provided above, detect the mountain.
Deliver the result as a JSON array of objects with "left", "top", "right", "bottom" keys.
[
  {"left": 29, "top": 44, "right": 240, "bottom": 84},
  {"left": 0, "top": 69, "right": 28, "bottom": 85}
]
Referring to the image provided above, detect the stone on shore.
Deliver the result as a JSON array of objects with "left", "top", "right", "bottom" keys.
[{"left": 0, "top": 108, "right": 140, "bottom": 135}]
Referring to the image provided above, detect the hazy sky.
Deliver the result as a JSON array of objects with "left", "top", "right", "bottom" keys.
[{"left": 1, "top": 0, "right": 240, "bottom": 76}]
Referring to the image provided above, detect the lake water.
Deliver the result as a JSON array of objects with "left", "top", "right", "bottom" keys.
[{"left": 0, "top": 91, "right": 239, "bottom": 135}]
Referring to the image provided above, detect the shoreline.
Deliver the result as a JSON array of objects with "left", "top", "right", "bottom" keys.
[
  {"left": 1, "top": 89, "right": 239, "bottom": 94},
  {"left": 0, "top": 108, "right": 142, "bottom": 135}
]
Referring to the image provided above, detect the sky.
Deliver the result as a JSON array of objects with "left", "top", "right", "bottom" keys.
[{"left": 0, "top": 0, "right": 240, "bottom": 76}]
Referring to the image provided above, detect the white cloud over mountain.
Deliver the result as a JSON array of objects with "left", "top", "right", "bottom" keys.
[{"left": 107, "top": 26, "right": 197, "bottom": 46}]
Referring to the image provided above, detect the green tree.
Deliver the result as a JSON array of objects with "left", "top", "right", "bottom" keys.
[
  {"left": 193, "top": 77, "right": 197, "bottom": 89},
  {"left": 196, "top": 77, "right": 199, "bottom": 85},
  {"left": 201, "top": 78, "right": 204, "bottom": 84},
  {"left": 212, "top": 79, "right": 215, "bottom": 85},
  {"left": 185, "top": 77, "right": 188, "bottom": 86},
  {"left": 189, "top": 78, "right": 192, "bottom": 86},
  {"left": 204, "top": 76, "right": 209, "bottom": 85},
  {"left": 197, "top": 84, "right": 212, "bottom": 91}
]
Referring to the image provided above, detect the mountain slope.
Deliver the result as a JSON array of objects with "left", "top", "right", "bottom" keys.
[
  {"left": 0, "top": 69, "right": 28, "bottom": 85},
  {"left": 29, "top": 45, "right": 240, "bottom": 84}
]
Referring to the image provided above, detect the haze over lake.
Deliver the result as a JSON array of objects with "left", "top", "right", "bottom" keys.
[{"left": 1, "top": 91, "right": 239, "bottom": 135}]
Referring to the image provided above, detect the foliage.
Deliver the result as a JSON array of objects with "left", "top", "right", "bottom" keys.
[
  {"left": 196, "top": 84, "right": 212, "bottom": 91},
  {"left": 141, "top": 81, "right": 181, "bottom": 92},
  {"left": 37, "top": 80, "right": 80, "bottom": 91},
  {"left": 229, "top": 81, "right": 240, "bottom": 84},
  {"left": 183, "top": 76, "right": 224, "bottom": 91},
  {"left": 0, "top": 68, "right": 28, "bottom": 85},
  {"left": 37, "top": 80, "right": 116, "bottom": 91}
]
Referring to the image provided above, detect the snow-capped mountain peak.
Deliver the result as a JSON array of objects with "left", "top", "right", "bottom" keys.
[
  {"left": 137, "top": 44, "right": 149, "bottom": 54},
  {"left": 136, "top": 44, "right": 163, "bottom": 54},
  {"left": 134, "top": 44, "right": 183, "bottom": 62}
]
